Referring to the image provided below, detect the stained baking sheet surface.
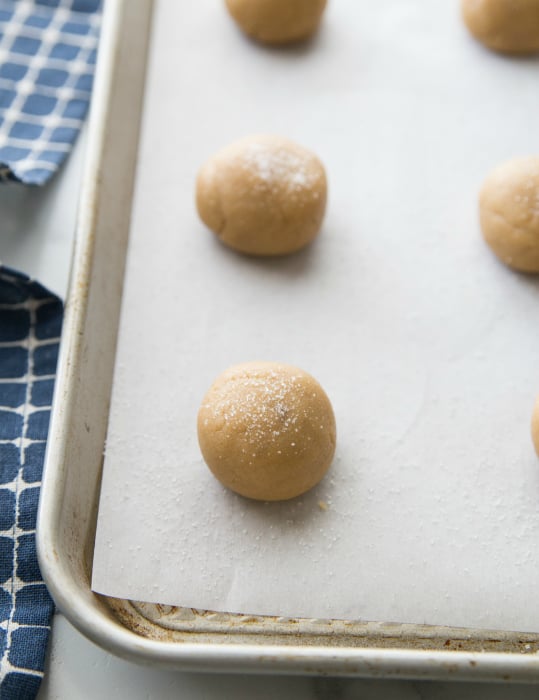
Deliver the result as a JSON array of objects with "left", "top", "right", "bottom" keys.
[{"left": 92, "top": 0, "right": 539, "bottom": 630}]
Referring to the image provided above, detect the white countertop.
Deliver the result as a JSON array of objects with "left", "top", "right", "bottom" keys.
[{"left": 2, "top": 128, "right": 538, "bottom": 700}]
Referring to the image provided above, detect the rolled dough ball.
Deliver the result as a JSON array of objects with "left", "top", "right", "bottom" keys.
[
  {"left": 196, "top": 134, "right": 327, "bottom": 256},
  {"left": 197, "top": 361, "right": 336, "bottom": 501},
  {"left": 461, "top": 0, "right": 539, "bottom": 54},
  {"left": 225, "top": 0, "right": 327, "bottom": 44},
  {"left": 532, "top": 397, "right": 539, "bottom": 457},
  {"left": 479, "top": 156, "right": 539, "bottom": 272}
]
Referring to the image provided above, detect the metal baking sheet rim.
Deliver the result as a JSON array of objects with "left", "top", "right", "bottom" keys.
[{"left": 35, "top": 0, "right": 539, "bottom": 681}]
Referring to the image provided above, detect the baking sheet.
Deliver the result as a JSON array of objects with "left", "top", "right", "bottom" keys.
[{"left": 91, "top": 0, "right": 539, "bottom": 631}]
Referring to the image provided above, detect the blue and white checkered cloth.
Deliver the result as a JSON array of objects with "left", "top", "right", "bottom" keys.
[
  {"left": 0, "top": 0, "right": 101, "bottom": 185},
  {"left": 0, "top": 266, "right": 62, "bottom": 699}
]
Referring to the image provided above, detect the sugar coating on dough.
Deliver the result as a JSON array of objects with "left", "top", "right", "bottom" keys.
[
  {"left": 532, "top": 397, "right": 539, "bottom": 457},
  {"left": 479, "top": 156, "right": 539, "bottom": 272},
  {"left": 197, "top": 361, "right": 336, "bottom": 501},
  {"left": 196, "top": 135, "right": 327, "bottom": 256},
  {"left": 461, "top": 0, "right": 539, "bottom": 54},
  {"left": 225, "top": 0, "right": 327, "bottom": 45}
]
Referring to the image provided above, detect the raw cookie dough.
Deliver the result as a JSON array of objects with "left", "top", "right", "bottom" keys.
[
  {"left": 532, "top": 396, "right": 539, "bottom": 457},
  {"left": 479, "top": 156, "right": 539, "bottom": 272},
  {"left": 225, "top": 0, "right": 327, "bottom": 44},
  {"left": 461, "top": 0, "right": 539, "bottom": 54},
  {"left": 197, "top": 361, "right": 336, "bottom": 501},
  {"left": 196, "top": 134, "right": 327, "bottom": 256}
]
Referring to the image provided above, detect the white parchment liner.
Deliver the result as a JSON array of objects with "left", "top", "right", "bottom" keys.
[{"left": 92, "top": 1, "right": 539, "bottom": 631}]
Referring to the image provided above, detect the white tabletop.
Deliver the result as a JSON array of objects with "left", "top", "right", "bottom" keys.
[{"left": 2, "top": 130, "right": 538, "bottom": 700}]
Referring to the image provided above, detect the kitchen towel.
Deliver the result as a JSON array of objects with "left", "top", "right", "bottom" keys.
[
  {"left": 0, "top": 0, "right": 101, "bottom": 185},
  {"left": 0, "top": 266, "right": 62, "bottom": 698}
]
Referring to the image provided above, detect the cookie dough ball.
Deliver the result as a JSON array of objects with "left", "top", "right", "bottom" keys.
[
  {"left": 532, "top": 396, "right": 539, "bottom": 457},
  {"left": 196, "top": 135, "right": 327, "bottom": 256},
  {"left": 461, "top": 0, "right": 539, "bottom": 54},
  {"left": 479, "top": 156, "right": 539, "bottom": 272},
  {"left": 225, "top": 0, "right": 327, "bottom": 45},
  {"left": 197, "top": 361, "right": 336, "bottom": 501}
]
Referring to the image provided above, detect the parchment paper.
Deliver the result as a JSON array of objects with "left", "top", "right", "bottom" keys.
[{"left": 92, "top": 0, "right": 539, "bottom": 631}]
